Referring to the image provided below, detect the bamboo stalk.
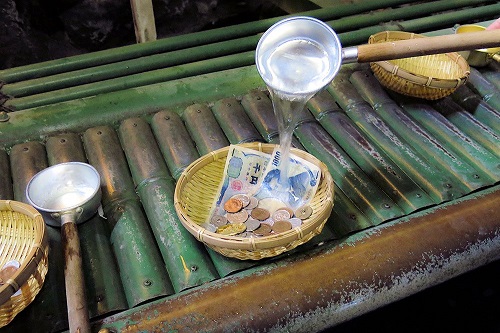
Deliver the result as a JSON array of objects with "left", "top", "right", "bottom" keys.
[
  {"left": 0, "top": 0, "right": 414, "bottom": 83},
  {"left": 130, "top": 0, "right": 157, "bottom": 43},
  {"left": 0, "top": 0, "right": 490, "bottom": 98}
]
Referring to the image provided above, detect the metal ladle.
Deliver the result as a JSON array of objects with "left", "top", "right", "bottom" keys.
[
  {"left": 256, "top": 16, "right": 500, "bottom": 96},
  {"left": 26, "top": 162, "right": 101, "bottom": 333}
]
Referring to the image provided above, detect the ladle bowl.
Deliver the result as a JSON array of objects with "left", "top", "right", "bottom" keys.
[
  {"left": 256, "top": 16, "right": 342, "bottom": 96},
  {"left": 26, "top": 162, "right": 101, "bottom": 227}
]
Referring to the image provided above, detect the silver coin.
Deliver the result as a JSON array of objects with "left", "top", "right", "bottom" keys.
[
  {"left": 245, "top": 218, "right": 261, "bottom": 232},
  {"left": 210, "top": 214, "right": 228, "bottom": 227},
  {"left": 245, "top": 196, "right": 259, "bottom": 210},
  {"left": 227, "top": 209, "right": 249, "bottom": 224},
  {"left": 272, "top": 209, "right": 291, "bottom": 222},
  {"left": 231, "top": 193, "right": 251, "bottom": 208},
  {"left": 288, "top": 217, "right": 303, "bottom": 228},
  {"left": 277, "top": 206, "right": 294, "bottom": 217}
]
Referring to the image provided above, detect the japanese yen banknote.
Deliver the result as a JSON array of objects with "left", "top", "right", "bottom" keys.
[{"left": 207, "top": 145, "right": 321, "bottom": 223}]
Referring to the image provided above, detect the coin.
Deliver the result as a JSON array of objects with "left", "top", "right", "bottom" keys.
[
  {"left": 254, "top": 223, "right": 272, "bottom": 236},
  {"left": 244, "top": 218, "right": 261, "bottom": 232},
  {"left": 288, "top": 217, "right": 303, "bottom": 228},
  {"left": 295, "top": 205, "right": 313, "bottom": 220},
  {"left": 224, "top": 198, "right": 243, "bottom": 213},
  {"left": 245, "top": 196, "right": 259, "bottom": 210},
  {"left": 277, "top": 206, "right": 294, "bottom": 217},
  {"left": 250, "top": 207, "right": 270, "bottom": 221},
  {"left": 210, "top": 214, "right": 227, "bottom": 227},
  {"left": 227, "top": 209, "right": 249, "bottom": 224},
  {"left": 272, "top": 209, "right": 291, "bottom": 222},
  {"left": 231, "top": 194, "right": 250, "bottom": 208},
  {"left": 0, "top": 260, "right": 19, "bottom": 285},
  {"left": 272, "top": 220, "right": 292, "bottom": 233},
  {"left": 216, "top": 223, "right": 246, "bottom": 236},
  {"left": 224, "top": 198, "right": 243, "bottom": 212}
]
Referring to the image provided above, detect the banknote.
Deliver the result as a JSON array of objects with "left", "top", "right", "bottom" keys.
[
  {"left": 207, "top": 145, "right": 270, "bottom": 222},
  {"left": 251, "top": 147, "right": 321, "bottom": 211},
  {"left": 208, "top": 145, "right": 321, "bottom": 223}
]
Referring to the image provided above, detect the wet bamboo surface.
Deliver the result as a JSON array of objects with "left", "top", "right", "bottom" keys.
[{"left": 0, "top": 1, "right": 499, "bottom": 332}]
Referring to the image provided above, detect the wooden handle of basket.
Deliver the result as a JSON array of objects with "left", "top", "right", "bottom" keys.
[
  {"left": 61, "top": 221, "right": 91, "bottom": 333},
  {"left": 356, "top": 30, "right": 500, "bottom": 63}
]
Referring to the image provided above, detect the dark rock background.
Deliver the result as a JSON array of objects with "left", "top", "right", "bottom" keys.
[{"left": 0, "top": 0, "right": 283, "bottom": 69}]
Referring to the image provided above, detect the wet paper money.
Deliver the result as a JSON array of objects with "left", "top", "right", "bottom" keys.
[
  {"left": 207, "top": 145, "right": 270, "bottom": 223},
  {"left": 252, "top": 147, "right": 321, "bottom": 211}
]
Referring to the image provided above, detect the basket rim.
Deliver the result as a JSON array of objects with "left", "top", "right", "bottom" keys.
[
  {"left": 0, "top": 200, "right": 47, "bottom": 305},
  {"left": 174, "top": 143, "right": 334, "bottom": 253}
]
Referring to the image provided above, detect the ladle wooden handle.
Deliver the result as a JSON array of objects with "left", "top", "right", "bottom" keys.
[
  {"left": 61, "top": 221, "right": 91, "bottom": 333},
  {"left": 356, "top": 30, "right": 500, "bottom": 63}
]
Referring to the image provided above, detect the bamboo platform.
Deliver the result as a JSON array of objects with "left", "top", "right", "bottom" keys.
[{"left": 0, "top": 1, "right": 498, "bottom": 332}]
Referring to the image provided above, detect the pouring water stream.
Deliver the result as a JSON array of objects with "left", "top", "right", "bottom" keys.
[{"left": 256, "top": 17, "right": 341, "bottom": 188}]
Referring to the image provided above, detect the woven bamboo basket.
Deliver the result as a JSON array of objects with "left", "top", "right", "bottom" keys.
[
  {"left": 174, "top": 143, "right": 334, "bottom": 260},
  {"left": 0, "top": 200, "right": 48, "bottom": 327},
  {"left": 369, "top": 31, "right": 470, "bottom": 100}
]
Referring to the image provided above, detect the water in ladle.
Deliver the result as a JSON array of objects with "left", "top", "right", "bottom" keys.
[{"left": 263, "top": 38, "right": 330, "bottom": 186}]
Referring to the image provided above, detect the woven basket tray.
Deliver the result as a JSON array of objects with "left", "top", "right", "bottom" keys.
[
  {"left": 369, "top": 31, "right": 470, "bottom": 100},
  {"left": 0, "top": 200, "right": 48, "bottom": 327},
  {"left": 174, "top": 143, "right": 334, "bottom": 260}
]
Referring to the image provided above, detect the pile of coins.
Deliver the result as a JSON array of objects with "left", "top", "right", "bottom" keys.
[{"left": 203, "top": 193, "right": 313, "bottom": 237}]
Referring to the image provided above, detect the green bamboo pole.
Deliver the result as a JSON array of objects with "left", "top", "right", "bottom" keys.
[
  {"left": 338, "top": 2, "right": 500, "bottom": 46},
  {"left": 400, "top": 2, "right": 500, "bottom": 32},
  {"left": 0, "top": 0, "right": 489, "bottom": 98},
  {"left": 350, "top": 70, "right": 496, "bottom": 191},
  {"left": 82, "top": 125, "right": 174, "bottom": 307},
  {"left": 393, "top": 95, "right": 500, "bottom": 182},
  {"left": 211, "top": 97, "right": 263, "bottom": 144},
  {"left": 307, "top": 91, "right": 436, "bottom": 212},
  {"left": 0, "top": 0, "right": 415, "bottom": 83},
  {"left": 1, "top": 36, "right": 260, "bottom": 98},
  {"left": 328, "top": 66, "right": 468, "bottom": 202},
  {"left": 431, "top": 98, "right": 500, "bottom": 157},
  {"left": 0, "top": 66, "right": 263, "bottom": 149},
  {"left": 467, "top": 67, "right": 500, "bottom": 110},
  {"left": 148, "top": 109, "right": 255, "bottom": 278},
  {"left": 294, "top": 121, "right": 405, "bottom": 225},
  {"left": 451, "top": 85, "right": 500, "bottom": 134},
  {"left": 479, "top": 68, "right": 500, "bottom": 91},
  {"left": 150, "top": 110, "right": 200, "bottom": 181},
  {"left": 326, "top": 0, "right": 492, "bottom": 38},
  {"left": 118, "top": 117, "right": 219, "bottom": 293},
  {"left": 3, "top": 51, "right": 256, "bottom": 111}
]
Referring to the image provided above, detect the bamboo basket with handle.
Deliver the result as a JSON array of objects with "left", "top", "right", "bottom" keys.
[
  {"left": 0, "top": 200, "right": 48, "bottom": 327},
  {"left": 174, "top": 143, "right": 334, "bottom": 260},
  {"left": 367, "top": 31, "right": 470, "bottom": 100}
]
